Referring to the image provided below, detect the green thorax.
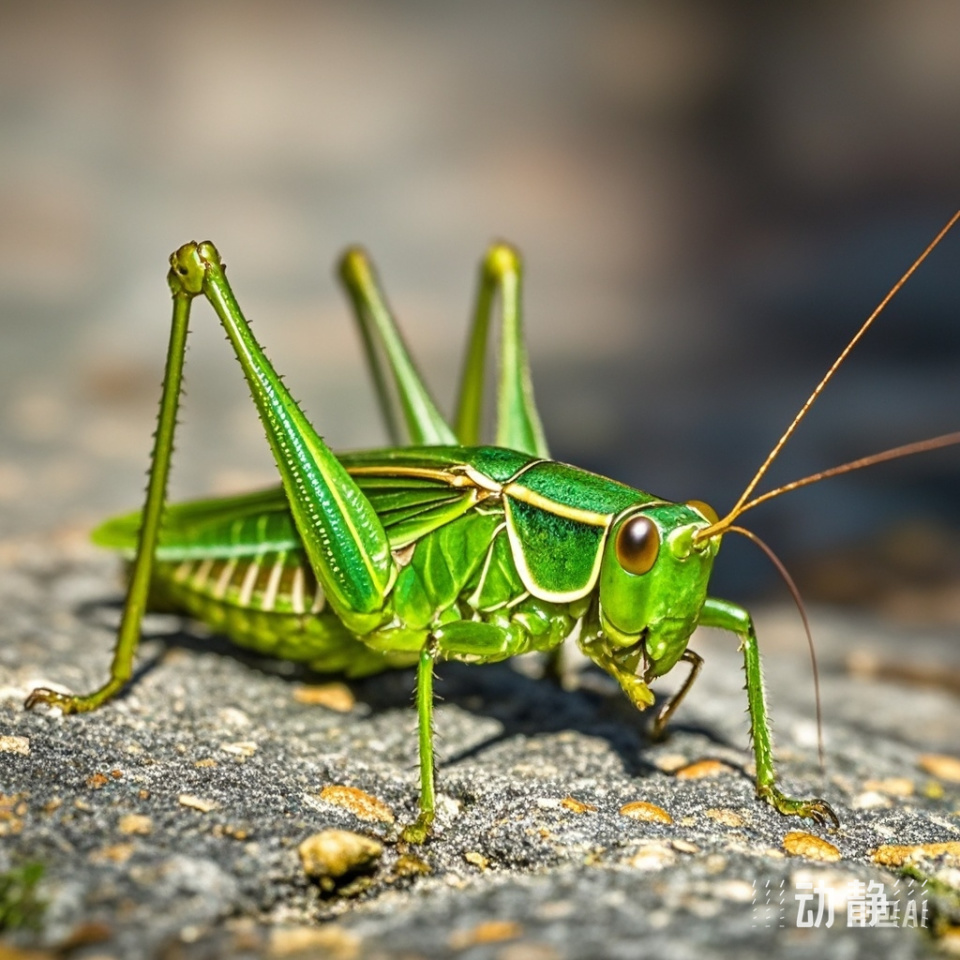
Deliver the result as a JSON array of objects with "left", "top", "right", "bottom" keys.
[{"left": 344, "top": 446, "right": 659, "bottom": 602}]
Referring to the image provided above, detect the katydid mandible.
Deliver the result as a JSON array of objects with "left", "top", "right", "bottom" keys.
[{"left": 26, "top": 218, "right": 960, "bottom": 842}]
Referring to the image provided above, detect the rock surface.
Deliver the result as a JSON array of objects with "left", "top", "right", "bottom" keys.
[{"left": 1, "top": 541, "right": 958, "bottom": 959}]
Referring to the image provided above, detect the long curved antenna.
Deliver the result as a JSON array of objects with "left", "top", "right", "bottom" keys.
[
  {"left": 695, "top": 431, "right": 960, "bottom": 541},
  {"left": 732, "top": 431, "right": 960, "bottom": 520},
  {"left": 728, "top": 525, "right": 824, "bottom": 771},
  {"left": 711, "top": 210, "right": 960, "bottom": 537}
]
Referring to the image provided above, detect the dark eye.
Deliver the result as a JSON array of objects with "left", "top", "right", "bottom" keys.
[
  {"left": 615, "top": 515, "right": 660, "bottom": 575},
  {"left": 686, "top": 500, "right": 719, "bottom": 525}
]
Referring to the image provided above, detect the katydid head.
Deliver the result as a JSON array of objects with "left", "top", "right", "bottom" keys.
[{"left": 597, "top": 500, "right": 722, "bottom": 677}]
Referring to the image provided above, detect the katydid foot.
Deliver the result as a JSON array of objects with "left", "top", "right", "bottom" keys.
[
  {"left": 759, "top": 784, "right": 839, "bottom": 829},
  {"left": 401, "top": 811, "right": 434, "bottom": 844},
  {"left": 24, "top": 681, "right": 122, "bottom": 715}
]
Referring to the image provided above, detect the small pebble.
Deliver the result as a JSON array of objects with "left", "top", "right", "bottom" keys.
[
  {"left": 464, "top": 851, "right": 490, "bottom": 870},
  {"left": 653, "top": 753, "right": 688, "bottom": 772},
  {"left": 560, "top": 796, "right": 596, "bottom": 814},
  {"left": 178, "top": 794, "right": 219, "bottom": 813},
  {"left": 448, "top": 920, "right": 523, "bottom": 949},
  {"left": 298, "top": 830, "right": 382, "bottom": 891},
  {"left": 90, "top": 842, "right": 135, "bottom": 864},
  {"left": 851, "top": 791, "right": 892, "bottom": 810},
  {"left": 0, "top": 735, "right": 29, "bottom": 755},
  {"left": 268, "top": 924, "right": 360, "bottom": 959},
  {"left": 626, "top": 842, "right": 675, "bottom": 871},
  {"left": 220, "top": 741, "right": 258, "bottom": 757},
  {"left": 293, "top": 682, "right": 356, "bottom": 712},
  {"left": 783, "top": 831, "right": 841, "bottom": 862},
  {"left": 918, "top": 754, "right": 960, "bottom": 784},
  {"left": 704, "top": 808, "right": 745, "bottom": 827},
  {"left": 713, "top": 879, "right": 755, "bottom": 902},
  {"left": 218, "top": 707, "right": 251, "bottom": 727},
  {"left": 619, "top": 801, "right": 673, "bottom": 824},
  {"left": 0, "top": 796, "right": 24, "bottom": 837},
  {"left": 118, "top": 814, "right": 153, "bottom": 836},
  {"left": 217, "top": 823, "right": 251, "bottom": 841},
  {"left": 675, "top": 760, "right": 733, "bottom": 780},
  {"left": 436, "top": 794, "right": 462, "bottom": 821},
  {"left": 863, "top": 777, "right": 914, "bottom": 797},
  {"left": 391, "top": 853, "right": 431, "bottom": 880}
]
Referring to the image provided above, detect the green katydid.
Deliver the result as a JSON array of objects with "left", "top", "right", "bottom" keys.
[{"left": 25, "top": 215, "right": 960, "bottom": 843}]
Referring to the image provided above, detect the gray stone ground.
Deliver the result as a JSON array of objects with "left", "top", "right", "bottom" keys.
[{"left": 1, "top": 537, "right": 958, "bottom": 960}]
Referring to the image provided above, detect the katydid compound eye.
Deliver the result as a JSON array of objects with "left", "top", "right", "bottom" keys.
[
  {"left": 686, "top": 499, "right": 719, "bottom": 525},
  {"left": 615, "top": 515, "right": 660, "bottom": 575}
]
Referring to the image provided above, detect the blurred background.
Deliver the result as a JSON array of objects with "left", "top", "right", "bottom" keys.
[{"left": 1, "top": 0, "right": 959, "bottom": 615}]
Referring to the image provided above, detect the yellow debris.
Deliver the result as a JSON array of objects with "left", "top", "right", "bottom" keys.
[
  {"left": 619, "top": 801, "right": 673, "bottom": 824},
  {"left": 319, "top": 785, "right": 395, "bottom": 824},
  {"left": 675, "top": 759, "right": 734, "bottom": 780},
  {"left": 268, "top": 925, "right": 360, "bottom": 960},
  {"left": 117, "top": 813, "right": 153, "bottom": 836},
  {"left": 448, "top": 920, "right": 523, "bottom": 950},
  {"left": 178, "top": 794, "right": 219, "bottom": 813},
  {"left": 871, "top": 841, "right": 960, "bottom": 866},
  {"left": 704, "top": 808, "right": 745, "bottom": 828},
  {"left": 783, "top": 831, "right": 841, "bottom": 862},
  {"left": 918, "top": 754, "right": 960, "bottom": 784},
  {"left": 293, "top": 682, "right": 356, "bottom": 712},
  {"left": 464, "top": 850, "right": 490, "bottom": 870}
]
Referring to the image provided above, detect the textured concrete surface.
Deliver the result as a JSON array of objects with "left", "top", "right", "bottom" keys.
[{"left": 1, "top": 540, "right": 958, "bottom": 959}]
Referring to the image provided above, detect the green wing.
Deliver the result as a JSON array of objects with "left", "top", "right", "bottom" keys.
[
  {"left": 92, "top": 486, "right": 299, "bottom": 560},
  {"left": 92, "top": 454, "right": 485, "bottom": 560}
]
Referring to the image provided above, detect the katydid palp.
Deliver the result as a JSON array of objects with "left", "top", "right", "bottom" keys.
[{"left": 25, "top": 217, "right": 960, "bottom": 842}]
